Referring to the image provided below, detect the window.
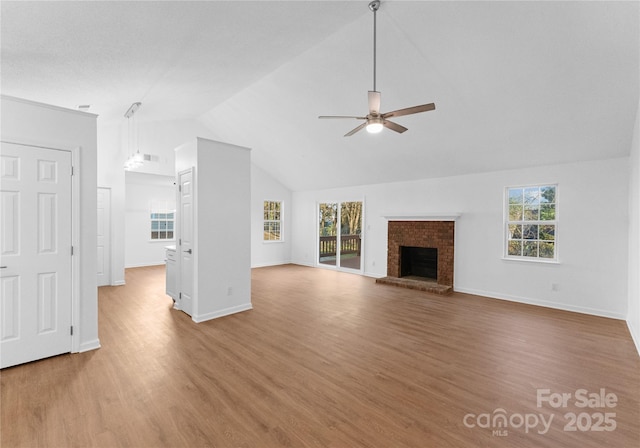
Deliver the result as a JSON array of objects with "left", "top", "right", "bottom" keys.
[
  {"left": 150, "top": 205, "right": 175, "bottom": 241},
  {"left": 505, "top": 185, "right": 557, "bottom": 261},
  {"left": 263, "top": 200, "right": 282, "bottom": 241}
]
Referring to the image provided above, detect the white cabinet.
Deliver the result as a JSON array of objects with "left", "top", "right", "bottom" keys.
[{"left": 165, "top": 246, "right": 177, "bottom": 302}]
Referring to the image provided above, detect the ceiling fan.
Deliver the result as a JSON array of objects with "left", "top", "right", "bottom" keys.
[{"left": 319, "top": 0, "right": 435, "bottom": 137}]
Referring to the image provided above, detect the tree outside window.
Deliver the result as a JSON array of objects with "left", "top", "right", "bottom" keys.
[
  {"left": 264, "top": 201, "right": 282, "bottom": 241},
  {"left": 506, "top": 185, "right": 557, "bottom": 260}
]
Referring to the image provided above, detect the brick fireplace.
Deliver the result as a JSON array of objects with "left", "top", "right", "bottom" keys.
[{"left": 377, "top": 220, "right": 455, "bottom": 295}]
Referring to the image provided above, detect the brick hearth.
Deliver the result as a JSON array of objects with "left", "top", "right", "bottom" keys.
[{"left": 377, "top": 221, "right": 455, "bottom": 295}]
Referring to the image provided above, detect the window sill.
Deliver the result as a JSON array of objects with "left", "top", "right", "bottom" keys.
[
  {"left": 263, "top": 240, "right": 284, "bottom": 244},
  {"left": 502, "top": 256, "right": 560, "bottom": 265}
]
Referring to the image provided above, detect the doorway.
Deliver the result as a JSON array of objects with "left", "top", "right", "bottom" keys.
[
  {"left": 318, "top": 201, "right": 363, "bottom": 272},
  {"left": 97, "top": 187, "right": 111, "bottom": 286}
]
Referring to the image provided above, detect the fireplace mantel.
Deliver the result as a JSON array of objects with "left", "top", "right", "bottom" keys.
[{"left": 382, "top": 213, "right": 461, "bottom": 221}]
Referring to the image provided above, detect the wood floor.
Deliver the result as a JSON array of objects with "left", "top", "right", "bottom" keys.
[{"left": 2, "top": 264, "right": 639, "bottom": 447}]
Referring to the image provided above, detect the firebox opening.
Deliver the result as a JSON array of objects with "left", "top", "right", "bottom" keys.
[{"left": 400, "top": 246, "right": 437, "bottom": 281}]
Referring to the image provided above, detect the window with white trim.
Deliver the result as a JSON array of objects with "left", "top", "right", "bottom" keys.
[
  {"left": 263, "top": 200, "right": 282, "bottom": 241},
  {"left": 150, "top": 202, "right": 175, "bottom": 241},
  {"left": 505, "top": 185, "right": 557, "bottom": 260}
]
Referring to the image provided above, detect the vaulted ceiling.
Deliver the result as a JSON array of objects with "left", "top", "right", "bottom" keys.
[{"left": 2, "top": 1, "right": 638, "bottom": 191}]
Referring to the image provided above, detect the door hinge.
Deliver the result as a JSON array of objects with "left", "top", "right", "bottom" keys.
[
  {"left": 70, "top": 326, "right": 74, "bottom": 336},
  {"left": 179, "top": 185, "right": 182, "bottom": 192},
  {"left": 179, "top": 238, "right": 181, "bottom": 245},
  {"left": 71, "top": 166, "right": 74, "bottom": 176},
  {"left": 71, "top": 246, "right": 74, "bottom": 255},
  {"left": 179, "top": 292, "right": 182, "bottom": 299}
]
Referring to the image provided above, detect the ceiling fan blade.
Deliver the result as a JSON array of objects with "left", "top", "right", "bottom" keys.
[
  {"left": 319, "top": 115, "right": 367, "bottom": 120},
  {"left": 382, "top": 120, "right": 408, "bottom": 134},
  {"left": 344, "top": 122, "right": 368, "bottom": 137},
  {"left": 368, "top": 91, "right": 381, "bottom": 115},
  {"left": 381, "top": 103, "right": 436, "bottom": 119}
]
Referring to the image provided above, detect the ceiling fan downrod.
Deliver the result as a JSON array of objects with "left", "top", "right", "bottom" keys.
[{"left": 369, "top": 0, "right": 380, "bottom": 93}]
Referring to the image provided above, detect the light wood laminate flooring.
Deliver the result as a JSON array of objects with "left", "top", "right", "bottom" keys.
[{"left": 2, "top": 264, "right": 639, "bottom": 447}]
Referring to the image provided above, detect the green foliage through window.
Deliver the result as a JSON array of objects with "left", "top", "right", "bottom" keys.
[
  {"left": 264, "top": 201, "right": 282, "bottom": 241},
  {"left": 506, "top": 185, "right": 557, "bottom": 260}
]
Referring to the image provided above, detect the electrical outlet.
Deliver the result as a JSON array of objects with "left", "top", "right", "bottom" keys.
[
  {"left": 227, "top": 287, "right": 233, "bottom": 296},
  {"left": 551, "top": 283, "right": 559, "bottom": 292}
]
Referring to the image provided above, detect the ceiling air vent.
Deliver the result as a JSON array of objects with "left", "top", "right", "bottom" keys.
[{"left": 143, "top": 154, "right": 160, "bottom": 162}]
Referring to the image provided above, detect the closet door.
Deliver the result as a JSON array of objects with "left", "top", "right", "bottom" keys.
[
  {"left": 177, "top": 168, "right": 194, "bottom": 316},
  {"left": 1, "top": 143, "right": 73, "bottom": 368}
]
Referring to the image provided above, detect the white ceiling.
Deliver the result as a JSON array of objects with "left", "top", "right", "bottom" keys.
[{"left": 2, "top": 1, "right": 638, "bottom": 191}]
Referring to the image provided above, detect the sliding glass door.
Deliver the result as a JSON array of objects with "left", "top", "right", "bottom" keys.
[
  {"left": 319, "top": 203, "right": 338, "bottom": 266},
  {"left": 318, "top": 201, "right": 363, "bottom": 271}
]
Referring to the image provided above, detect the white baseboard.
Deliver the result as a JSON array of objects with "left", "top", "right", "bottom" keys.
[
  {"left": 454, "top": 286, "right": 626, "bottom": 320},
  {"left": 125, "top": 262, "right": 165, "bottom": 269},
  {"left": 112, "top": 280, "right": 126, "bottom": 286},
  {"left": 77, "top": 338, "right": 101, "bottom": 353},
  {"left": 289, "top": 261, "right": 384, "bottom": 278},
  {"left": 251, "top": 260, "right": 292, "bottom": 268},
  {"left": 290, "top": 260, "right": 315, "bottom": 268},
  {"left": 192, "top": 303, "right": 253, "bottom": 323},
  {"left": 258, "top": 265, "right": 628, "bottom": 322},
  {"left": 627, "top": 320, "right": 640, "bottom": 357}
]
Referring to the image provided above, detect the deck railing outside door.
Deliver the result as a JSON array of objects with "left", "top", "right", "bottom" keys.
[{"left": 319, "top": 234, "right": 361, "bottom": 258}]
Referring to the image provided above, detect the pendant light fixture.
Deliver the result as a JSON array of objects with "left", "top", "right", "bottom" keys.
[{"left": 124, "top": 102, "right": 144, "bottom": 170}]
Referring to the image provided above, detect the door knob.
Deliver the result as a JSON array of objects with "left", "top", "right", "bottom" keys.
[
  {"left": 0, "top": 266, "right": 6, "bottom": 269},
  {"left": 184, "top": 249, "right": 192, "bottom": 254}
]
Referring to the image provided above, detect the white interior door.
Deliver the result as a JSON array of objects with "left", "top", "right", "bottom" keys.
[
  {"left": 1, "top": 142, "right": 73, "bottom": 369},
  {"left": 177, "top": 168, "right": 194, "bottom": 317},
  {"left": 97, "top": 187, "right": 111, "bottom": 287}
]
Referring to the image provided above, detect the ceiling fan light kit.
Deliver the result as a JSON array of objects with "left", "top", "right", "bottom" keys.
[
  {"left": 319, "top": 0, "right": 435, "bottom": 137},
  {"left": 366, "top": 117, "right": 383, "bottom": 134}
]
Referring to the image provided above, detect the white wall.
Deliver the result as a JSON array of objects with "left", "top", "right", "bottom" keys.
[
  {"left": 1, "top": 95, "right": 100, "bottom": 352},
  {"left": 124, "top": 159, "right": 290, "bottom": 269},
  {"left": 176, "top": 138, "right": 252, "bottom": 322},
  {"left": 125, "top": 172, "right": 176, "bottom": 268},
  {"left": 128, "top": 118, "right": 222, "bottom": 177},
  {"left": 98, "top": 116, "right": 293, "bottom": 283},
  {"left": 251, "top": 164, "right": 292, "bottom": 267},
  {"left": 292, "top": 157, "right": 630, "bottom": 319},
  {"left": 97, "top": 118, "right": 220, "bottom": 285},
  {"left": 97, "top": 123, "right": 126, "bottom": 285},
  {"left": 627, "top": 96, "right": 640, "bottom": 355}
]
